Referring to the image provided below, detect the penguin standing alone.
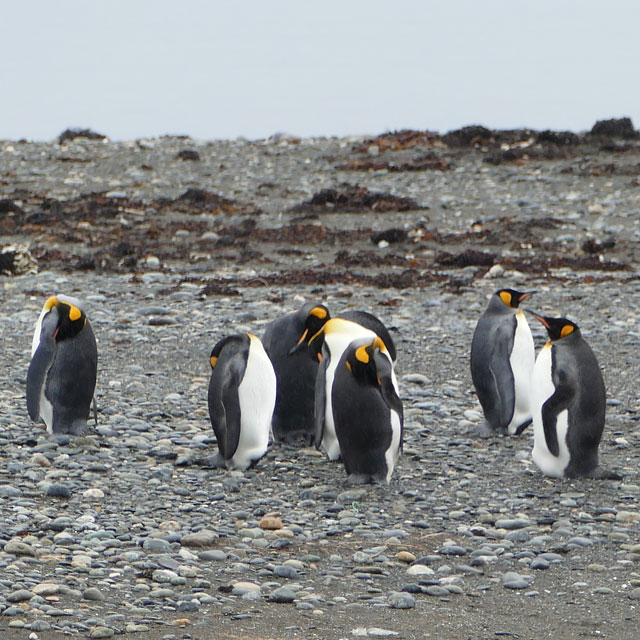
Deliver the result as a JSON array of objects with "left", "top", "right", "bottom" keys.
[
  {"left": 528, "top": 313, "right": 620, "bottom": 479},
  {"left": 262, "top": 302, "right": 329, "bottom": 445},
  {"left": 470, "top": 289, "right": 535, "bottom": 437},
  {"left": 331, "top": 336, "right": 403, "bottom": 484},
  {"left": 208, "top": 333, "right": 276, "bottom": 470},
  {"left": 27, "top": 295, "right": 98, "bottom": 435}
]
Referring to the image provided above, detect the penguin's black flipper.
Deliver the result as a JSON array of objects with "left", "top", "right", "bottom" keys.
[
  {"left": 490, "top": 321, "right": 516, "bottom": 431},
  {"left": 222, "top": 370, "right": 243, "bottom": 460},
  {"left": 314, "top": 350, "right": 329, "bottom": 450},
  {"left": 373, "top": 350, "right": 404, "bottom": 450},
  {"left": 26, "top": 312, "right": 59, "bottom": 422},
  {"left": 541, "top": 369, "right": 575, "bottom": 457}
]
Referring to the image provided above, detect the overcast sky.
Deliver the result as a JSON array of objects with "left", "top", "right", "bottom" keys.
[{"left": 2, "top": 1, "right": 639, "bottom": 141}]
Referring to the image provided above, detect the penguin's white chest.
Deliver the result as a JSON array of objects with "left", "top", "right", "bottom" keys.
[
  {"left": 322, "top": 329, "right": 375, "bottom": 460},
  {"left": 531, "top": 344, "right": 570, "bottom": 477},
  {"left": 232, "top": 339, "right": 276, "bottom": 469},
  {"left": 384, "top": 407, "right": 402, "bottom": 482},
  {"left": 507, "top": 311, "right": 535, "bottom": 434}
]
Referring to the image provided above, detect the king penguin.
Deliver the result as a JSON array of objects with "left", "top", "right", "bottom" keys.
[
  {"left": 301, "top": 315, "right": 398, "bottom": 461},
  {"left": 528, "top": 313, "right": 620, "bottom": 479},
  {"left": 208, "top": 333, "right": 276, "bottom": 470},
  {"left": 470, "top": 288, "right": 535, "bottom": 437},
  {"left": 331, "top": 336, "right": 403, "bottom": 484},
  {"left": 262, "top": 302, "right": 330, "bottom": 445},
  {"left": 27, "top": 295, "right": 98, "bottom": 435}
]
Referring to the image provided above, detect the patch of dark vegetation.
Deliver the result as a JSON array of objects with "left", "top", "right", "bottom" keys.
[
  {"left": 58, "top": 128, "right": 107, "bottom": 144},
  {"left": 371, "top": 228, "right": 408, "bottom": 245},
  {"left": 339, "top": 153, "right": 452, "bottom": 172},
  {"left": 198, "top": 267, "right": 445, "bottom": 291},
  {"left": 589, "top": 117, "right": 638, "bottom": 139},
  {"left": 436, "top": 249, "right": 497, "bottom": 267},
  {"left": 0, "top": 199, "right": 22, "bottom": 214},
  {"left": 355, "top": 129, "right": 441, "bottom": 152},
  {"left": 288, "top": 183, "right": 423, "bottom": 214},
  {"left": 334, "top": 249, "right": 409, "bottom": 268},
  {"left": 159, "top": 188, "right": 259, "bottom": 215},
  {"left": 561, "top": 162, "right": 640, "bottom": 177},
  {"left": 437, "top": 119, "right": 639, "bottom": 165},
  {"left": 200, "top": 280, "right": 241, "bottom": 296},
  {"left": 483, "top": 144, "right": 576, "bottom": 165},
  {"left": 581, "top": 237, "right": 616, "bottom": 254},
  {"left": 442, "top": 125, "right": 496, "bottom": 147},
  {"left": 176, "top": 149, "right": 201, "bottom": 161},
  {"left": 535, "top": 130, "right": 581, "bottom": 145},
  {"left": 505, "top": 255, "right": 630, "bottom": 273}
]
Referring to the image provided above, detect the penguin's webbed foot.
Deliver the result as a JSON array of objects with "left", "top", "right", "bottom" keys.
[
  {"left": 512, "top": 418, "right": 532, "bottom": 436},
  {"left": 589, "top": 466, "right": 623, "bottom": 481},
  {"left": 344, "top": 473, "right": 384, "bottom": 486},
  {"left": 473, "top": 420, "right": 502, "bottom": 439},
  {"left": 565, "top": 465, "right": 622, "bottom": 481}
]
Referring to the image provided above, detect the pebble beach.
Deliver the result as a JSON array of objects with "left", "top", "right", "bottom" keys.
[{"left": 1, "top": 124, "right": 640, "bottom": 639}]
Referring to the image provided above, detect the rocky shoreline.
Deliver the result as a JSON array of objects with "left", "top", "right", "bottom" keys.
[{"left": 1, "top": 123, "right": 639, "bottom": 639}]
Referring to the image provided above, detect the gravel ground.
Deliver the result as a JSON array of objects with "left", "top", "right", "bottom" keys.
[{"left": 1, "top": 128, "right": 640, "bottom": 640}]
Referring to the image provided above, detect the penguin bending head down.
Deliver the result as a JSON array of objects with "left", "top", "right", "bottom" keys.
[
  {"left": 332, "top": 336, "right": 403, "bottom": 484},
  {"left": 27, "top": 295, "right": 98, "bottom": 435},
  {"left": 528, "top": 313, "right": 621, "bottom": 480},
  {"left": 470, "top": 288, "right": 535, "bottom": 437},
  {"left": 208, "top": 333, "right": 276, "bottom": 470},
  {"left": 301, "top": 315, "right": 399, "bottom": 462},
  {"left": 262, "top": 302, "right": 329, "bottom": 445}
]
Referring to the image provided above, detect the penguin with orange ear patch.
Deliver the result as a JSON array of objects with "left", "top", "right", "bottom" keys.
[
  {"left": 528, "top": 313, "right": 620, "bottom": 479},
  {"left": 262, "top": 302, "right": 329, "bottom": 445},
  {"left": 27, "top": 295, "right": 97, "bottom": 435},
  {"left": 208, "top": 333, "right": 276, "bottom": 470},
  {"left": 331, "top": 336, "right": 403, "bottom": 484},
  {"left": 470, "top": 288, "right": 535, "bottom": 437}
]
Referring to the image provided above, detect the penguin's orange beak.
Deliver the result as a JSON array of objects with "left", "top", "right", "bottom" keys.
[{"left": 526, "top": 310, "right": 550, "bottom": 328}]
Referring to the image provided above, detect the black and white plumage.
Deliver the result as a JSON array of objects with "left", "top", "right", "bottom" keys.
[
  {"left": 470, "top": 289, "right": 535, "bottom": 437},
  {"left": 26, "top": 295, "right": 97, "bottom": 435},
  {"left": 332, "top": 336, "right": 403, "bottom": 483},
  {"left": 307, "top": 316, "right": 398, "bottom": 461},
  {"left": 207, "top": 333, "right": 276, "bottom": 470},
  {"left": 529, "top": 313, "right": 620, "bottom": 479},
  {"left": 262, "top": 302, "right": 329, "bottom": 445}
]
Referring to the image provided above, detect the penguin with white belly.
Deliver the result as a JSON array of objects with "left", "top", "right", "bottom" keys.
[
  {"left": 299, "top": 315, "right": 398, "bottom": 461},
  {"left": 27, "top": 295, "right": 97, "bottom": 435},
  {"left": 208, "top": 333, "right": 276, "bottom": 470},
  {"left": 528, "top": 313, "right": 620, "bottom": 479},
  {"left": 262, "top": 303, "right": 329, "bottom": 445},
  {"left": 331, "top": 336, "right": 403, "bottom": 484},
  {"left": 470, "top": 289, "right": 535, "bottom": 437}
]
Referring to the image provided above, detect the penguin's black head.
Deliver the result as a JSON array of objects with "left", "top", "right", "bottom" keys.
[
  {"left": 44, "top": 296, "right": 87, "bottom": 341},
  {"left": 209, "top": 334, "right": 249, "bottom": 369},
  {"left": 529, "top": 313, "right": 579, "bottom": 341},
  {"left": 288, "top": 304, "right": 330, "bottom": 357},
  {"left": 344, "top": 336, "right": 388, "bottom": 385},
  {"left": 496, "top": 289, "right": 535, "bottom": 309}
]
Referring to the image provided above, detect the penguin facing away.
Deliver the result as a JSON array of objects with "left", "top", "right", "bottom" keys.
[
  {"left": 27, "top": 295, "right": 97, "bottom": 435},
  {"left": 332, "top": 336, "right": 403, "bottom": 484},
  {"left": 262, "top": 302, "right": 329, "bottom": 445},
  {"left": 470, "top": 289, "right": 535, "bottom": 437},
  {"left": 302, "top": 316, "right": 399, "bottom": 461},
  {"left": 528, "top": 313, "right": 620, "bottom": 479},
  {"left": 208, "top": 333, "right": 276, "bottom": 470}
]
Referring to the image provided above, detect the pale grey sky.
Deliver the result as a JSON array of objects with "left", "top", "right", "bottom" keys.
[{"left": 2, "top": 0, "right": 639, "bottom": 141}]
